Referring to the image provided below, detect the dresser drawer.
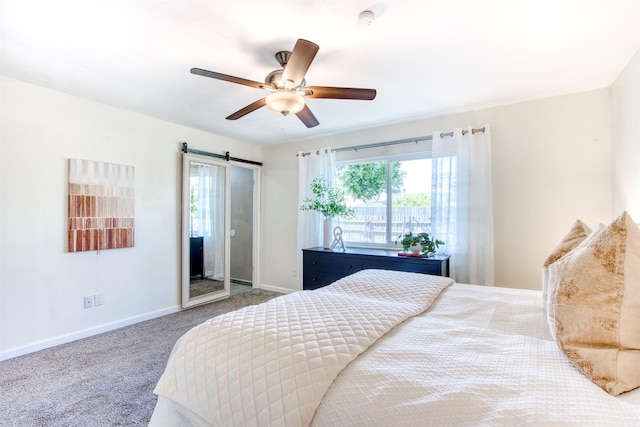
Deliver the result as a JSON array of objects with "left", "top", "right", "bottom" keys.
[
  {"left": 304, "top": 253, "right": 362, "bottom": 276},
  {"left": 362, "top": 258, "right": 442, "bottom": 275},
  {"left": 301, "top": 247, "right": 450, "bottom": 291},
  {"left": 303, "top": 271, "right": 343, "bottom": 290}
]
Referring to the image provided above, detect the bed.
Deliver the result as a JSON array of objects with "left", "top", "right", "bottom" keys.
[{"left": 150, "top": 266, "right": 640, "bottom": 426}]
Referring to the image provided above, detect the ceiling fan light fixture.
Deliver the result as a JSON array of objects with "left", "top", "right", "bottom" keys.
[{"left": 265, "top": 90, "right": 305, "bottom": 115}]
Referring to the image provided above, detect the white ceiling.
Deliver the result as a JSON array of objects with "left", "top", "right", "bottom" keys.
[{"left": 2, "top": 0, "right": 639, "bottom": 146}]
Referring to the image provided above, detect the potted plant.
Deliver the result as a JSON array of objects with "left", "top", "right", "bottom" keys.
[
  {"left": 395, "top": 231, "right": 444, "bottom": 257},
  {"left": 300, "top": 177, "right": 354, "bottom": 248}
]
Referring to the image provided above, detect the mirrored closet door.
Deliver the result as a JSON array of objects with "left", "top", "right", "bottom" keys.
[{"left": 181, "top": 153, "right": 230, "bottom": 308}]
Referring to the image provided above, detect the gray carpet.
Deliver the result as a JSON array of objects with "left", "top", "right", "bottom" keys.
[
  {"left": 189, "top": 278, "right": 223, "bottom": 297},
  {"left": 0, "top": 289, "right": 280, "bottom": 427},
  {"left": 190, "top": 280, "right": 253, "bottom": 298}
]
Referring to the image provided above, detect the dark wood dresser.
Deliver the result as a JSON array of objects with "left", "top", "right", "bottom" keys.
[
  {"left": 189, "top": 236, "right": 204, "bottom": 279},
  {"left": 302, "top": 246, "right": 450, "bottom": 290}
]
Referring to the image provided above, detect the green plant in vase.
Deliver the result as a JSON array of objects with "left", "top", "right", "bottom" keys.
[
  {"left": 395, "top": 231, "right": 444, "bottom": 256},
  {"left": 300, "top": 177, "right": 354, "bottom": 248},
  {"left": 300, "top": 177, "right": 354, "bottom": 219}
]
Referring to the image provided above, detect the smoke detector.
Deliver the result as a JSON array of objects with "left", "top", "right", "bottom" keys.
[{"left": 358, "top": 10, "right": 375, "bottom": 27}]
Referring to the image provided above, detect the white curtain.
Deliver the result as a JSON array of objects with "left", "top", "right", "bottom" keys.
[
  {"left": 297, "top": 147, "right": 336, "bottom": 288},
  {"left": 196, "top": 163, "right": 225, "bottom": 280},
  {"left": 430, "top": 125, "right": 494, "bottom": 285}
]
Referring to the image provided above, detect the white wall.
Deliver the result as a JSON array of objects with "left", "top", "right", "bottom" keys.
[
  {"left": 0, "top": 76, "right": 262, "bottom": 359},
  {"left": 611, "top": 47, "right": 640, "bottom": 217},
  {"left": 3, "top": 63, "right": 631, "bottom": 358},
  {"left": 261, "top": 89, "right": 612, "bottom": 292}
]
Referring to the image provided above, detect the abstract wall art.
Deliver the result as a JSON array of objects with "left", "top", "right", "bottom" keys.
[{"left": 68, "top": 159, "right": 135, "bottom": 252}]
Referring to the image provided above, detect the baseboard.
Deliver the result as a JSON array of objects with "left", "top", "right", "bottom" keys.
[
  {"left": 0, "top": 305, "right": 182, "bottom": 362},
  {"left": 258, "top": 283, "right": 297, "bottom": 294},
  {"left": 230, "top": 278, "right": 252, "bottom": 286}
]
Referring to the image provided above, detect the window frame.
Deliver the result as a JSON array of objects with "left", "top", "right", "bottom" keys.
[{"left": 336, "top": 150, "right": 433, "bottom": 250}]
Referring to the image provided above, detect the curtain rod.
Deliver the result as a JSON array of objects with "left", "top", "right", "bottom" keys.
[
  {"left": 298, "top": 127, "right": 486, "bottom": 157},
  {"left": 181, "top": 142, "right": 263, "bottom": 166}
]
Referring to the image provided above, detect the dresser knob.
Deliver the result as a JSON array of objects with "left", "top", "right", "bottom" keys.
[
  {"left": 348, "top": 265, "right": 352, "bottom": 269},
  {"left": 312, "top": 278, "right": 317, "bottom": 282},
  {"left": 312, "top": 261, "right": 317, "bottom": 265}
]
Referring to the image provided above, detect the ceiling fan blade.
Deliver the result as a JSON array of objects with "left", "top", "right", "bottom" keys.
[
  {"left": 226, "top": 98, "right": 267, "bottom": 120},
  {"left": 295, "top": 105, "right": 320, "bottom": 128},
  {"left": 191, "top": 68, "right": 267, "bottom": 90},
  {"left": 281, "top": 39, "right": 319, "bottom": 87},
  {"left": 304, "top": 86, "right": 377, "bottom": 100}
]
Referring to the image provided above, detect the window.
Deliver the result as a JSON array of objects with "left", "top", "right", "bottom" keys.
[{"left": 336, "top": 154, "right": 432, "bottom": 248}]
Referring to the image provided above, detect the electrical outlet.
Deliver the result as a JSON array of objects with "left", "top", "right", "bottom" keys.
[
  {"left": 291, "top": 268, "right": 297, "bottom": 277},
  {"left": 84, "top": 296, "right": 94, "bottom": 309},
  {"left": 94, "top": 293, "right": 104, "bottom": 306}
]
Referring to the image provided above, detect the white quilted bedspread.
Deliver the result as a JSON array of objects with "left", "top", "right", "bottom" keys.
[
  {"left": 312, "top": 283, "right": 640, "bottom": 426},
  {"left": 153, "top": 270, "right": 453, "bottom": 426}
]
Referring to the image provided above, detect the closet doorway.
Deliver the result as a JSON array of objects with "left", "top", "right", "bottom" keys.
[{"left": 230, "top": 163, "right": 260, "bottom": 296}]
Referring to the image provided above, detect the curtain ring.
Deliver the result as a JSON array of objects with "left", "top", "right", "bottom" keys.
[{"left": 440, "top": 131, "right": 453, "bottom": 139}]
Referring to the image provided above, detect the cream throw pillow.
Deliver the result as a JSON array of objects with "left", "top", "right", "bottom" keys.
[
  {"left": 542, "top": 220, "right": 591, "bottom": 316},
  {"left": 549, "top": 211, "right": 640, "bottom": 395}
]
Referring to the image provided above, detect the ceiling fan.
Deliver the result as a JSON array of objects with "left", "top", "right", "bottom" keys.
[{"left": 190, "top": 39, "right": 377, "bottom": 128}]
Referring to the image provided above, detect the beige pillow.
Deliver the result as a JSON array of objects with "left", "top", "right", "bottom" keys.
[
  {"left": 542, "top": 220, "right": 591, "bottom": 315},
  {"left": 549, "top": 211, "right": 640, "bottom": 395}
]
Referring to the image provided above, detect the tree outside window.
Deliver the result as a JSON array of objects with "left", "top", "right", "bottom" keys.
[{"left": 337, "top": 157, "right": 432, "bottom": 247}]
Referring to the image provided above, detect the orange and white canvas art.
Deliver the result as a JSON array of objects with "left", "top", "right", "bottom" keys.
[{"left": 68, "top": 159, "right": 134, "bottom": 252}]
